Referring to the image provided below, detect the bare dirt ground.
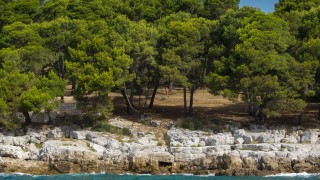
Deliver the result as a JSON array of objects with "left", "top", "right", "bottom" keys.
[{"left": 110, "top": 88, "right": 320, "bottom": 129}]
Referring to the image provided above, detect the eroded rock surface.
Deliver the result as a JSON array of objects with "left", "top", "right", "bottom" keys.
[{"left": 1, "top": 120, "right": 320, "bottom": 176}]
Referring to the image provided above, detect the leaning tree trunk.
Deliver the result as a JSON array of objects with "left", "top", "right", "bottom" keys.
[
  {"left": 22, "top": 111, "right": 31, "bottom": 125},
  {"left": 183, "top": 87, "right": 187, "bottom": 115},
  {"left": 120, "top": 89, "right": 139, "bottom": 115},
  {"left": 188, "top": 86, "right": 195, "bottom": 116},
  {"left": 149, "top": 79, "right": 160, "bottom": 109},
  {"left": 121, "top": 89, "right": 132, "bottom": 115}
]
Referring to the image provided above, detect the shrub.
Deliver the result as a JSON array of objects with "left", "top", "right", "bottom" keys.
[
  {"left": 122, "top": 127, "right": 131, "bottom": 136},
  {"left": 93, "top": 121, "right": 132, "bottom": 136},
  {"left": 176, "top": 117, "right": 203, "bottom": 131}
]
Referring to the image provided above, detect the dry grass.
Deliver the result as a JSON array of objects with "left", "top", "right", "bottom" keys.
[{"left": 110, "top": 88, "right": 320, "bottom": 128}]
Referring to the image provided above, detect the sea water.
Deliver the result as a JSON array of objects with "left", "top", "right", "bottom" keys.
[{"left": 1, "top": 173, "right": 320, "bottom": 180}]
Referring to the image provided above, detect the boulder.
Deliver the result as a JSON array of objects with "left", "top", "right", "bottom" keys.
[
  {"left": 243, "top": 135, "right": 254, "bottom": 144},
  {"left": 28, "top": 143, "right": 40, "bottom": 160},
  {"left": 91, "top": 136, "right": 120, "bottom": 149},
  {"left": 256, "top": 133, "right": 274, "bottom": 143},
  {"left": 234, "top": 138, "right": 244, "bottom": 145},
  {"left": 301, "top": 131, "right": 318, "bottom": 144},
  {"left": 205, "top": 133, "right": 234, "bottom": 146},
  {"left": 71, "top": 131, "right": 88, "bottom": 140},
  {"left": 205, "top": 145, "right": 231, "bottom": 156},
  {"left": 31, "top": 112, "right": 49, "bottom": 123},
  {"left": 1, "top": 136, "right": 30, "bottom": 148},
  {"left": 281, "top": 135, "right": 300, "bottom": 144},
  {"left": 233, "top": 129, "right": 246, "bottom": 137},
  {"left": 47, "top": 126, "right": 75, "bottom": 138},
  {"left": 0, "top": 145, "right": 28, "bottom": 159},
  {"left": 150, "top": 120, "right": 161, "bottom": 127},
  {"left": 241, "top": 144, "right": 279, "bottom": 152}
]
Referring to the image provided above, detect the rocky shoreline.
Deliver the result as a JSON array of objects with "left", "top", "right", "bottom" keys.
[{"left": 0, "top": 118, "right": 320, "bottom": 176}]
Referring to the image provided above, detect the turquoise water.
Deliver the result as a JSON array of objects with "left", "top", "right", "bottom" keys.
[{"left": 1, "top": 173, "right": 320, "bottom": 180}]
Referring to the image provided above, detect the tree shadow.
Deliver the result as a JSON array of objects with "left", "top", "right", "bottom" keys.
[{"left": 111, "top": 92, "right": 320, "bottom": 129}]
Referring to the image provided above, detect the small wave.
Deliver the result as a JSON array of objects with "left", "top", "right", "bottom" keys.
[
  {"left": 198, "top": 174, "right": 216, "bottom": 177},
  {"left": 171, "top": 173, "right": 215, "bottom": 177},
  {"left": 266, "top": 172, "right": 320, "bottom": 177},
  {"left": 0, "top": 172, "right": 34, "bottom": 176}
]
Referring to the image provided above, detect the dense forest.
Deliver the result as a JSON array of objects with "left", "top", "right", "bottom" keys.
[{"left": 1, "top": 0, "right": 320, "bottom": 129}]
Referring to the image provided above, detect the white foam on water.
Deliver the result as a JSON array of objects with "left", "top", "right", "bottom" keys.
[
  {"left": 266, "top": 172, "right": 320, "bottom": 177},
  {"left": 198, "top": 174, "right": 216, "bottom": 177}
]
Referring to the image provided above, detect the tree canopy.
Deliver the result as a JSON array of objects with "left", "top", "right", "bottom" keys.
[{"left": 1, "top": 0, "right": 320, "bottom": 128}]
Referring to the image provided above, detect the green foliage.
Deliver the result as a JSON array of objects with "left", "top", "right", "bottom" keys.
[
  {"left": 176, "top": 117, "right": 203, "bottom": 130},
  {"left": 1, "top": 0, "right": 320, "bottom": 127},
  {"left": 122, "top": 127, "right": 131, "bottom": 136},
  {"left": 207, "top": 10, "right": 318, "bottom": 119},
  {"left": 92, "top": 121, "right": 132, "bottom": 136}
]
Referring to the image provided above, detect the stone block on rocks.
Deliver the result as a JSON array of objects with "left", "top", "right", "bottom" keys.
[
  {"left": 47, "top": 126, "right": 74, "bottom": 138},
  {"left": 71, "top": 130, "right": 88, "bottom": 140},
  {"left": 205, "top": 146, "right": 231, "bottom": 156},
  {"left": 257, "top": 133, "right": 274, "bottom": 143},
  {"left": 1, "top": 136, "right": 30, "bottom": 148},
  {"left": 234, "top": 138, "right": 244, "bottom": 145},
  {"left": 280, "top": 135, "right": 299, "bottom": 144},
  {"left": 205, "top": 133, "right": 234, "bottom": 146},
  {"left": 241, "top": 144, "right": 278, "bottom": 152},
  {"left": 243, "top": 135, "right": 253, "bottom": 144},
  {"left": 91, "top": 136, "right": 120, "bottom": 149},
  {"left": 150, "top": 120, "right": 161, "bottom": 127},
  {"left": 0, "top": 145, "right": 28, "bottom": 159},
  {"left": 31, "top": 112, "right": 49, "bottom": 123},
  {"left": 28, "top": 143, "right": 40, "bottom": 160},
  {"left": 301, "top": 131, "right": 318, "bottom": 144},
  {"left": 47, "top": 127, "right": 64, "bottom": 138},
  {"left": 233, "top": 129, "right": 246, "bottom": 138}
]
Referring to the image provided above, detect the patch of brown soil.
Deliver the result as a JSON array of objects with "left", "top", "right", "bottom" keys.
[{"left": 110, "top": 88, "right": 320, "bottom": 128}]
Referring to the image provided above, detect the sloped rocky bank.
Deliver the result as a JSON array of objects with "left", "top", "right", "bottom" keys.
[{"left": 0, "top": 118, "right": 320, "bottom": 176}]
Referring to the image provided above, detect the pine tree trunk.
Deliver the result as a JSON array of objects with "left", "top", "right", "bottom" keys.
[
  {"left": 298, "top": 112, "right": 303, "bottom": 125},
  {"left": 188, "top": 86, "right": 195, "bottom": 116},
  {"left": 22, "top": 111, "right": 31, "bottom": 125},
  {"left": 183, "top": 87, "right": 187, "bottom": 115},
  {"left": 61, "top": 58, "right": 65, "bottom": 79},
  {"left": 47, "top": 111, "right": 52, "bottom": 125},
  {"left": 258, "top": 107, "right": 265, "bottom": 124},
  {"left": 121, "top": 89, "right": 132, "bottom": 115},
  {"left": 248, "top": 103, "right": 255, "bottom": 117},
  {"left": 71, "top": 79, "right": 76, "bottom": 95},
  {"left": 149, "top": 79, "right": 159, "bottom": 109},
  {"left": 169, "top": 81, "right": 173, "bottom": 94}
]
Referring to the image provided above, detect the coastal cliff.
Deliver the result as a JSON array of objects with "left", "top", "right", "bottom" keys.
[{"left": 0, "top": 118, "right": 320, "bottom": 176}]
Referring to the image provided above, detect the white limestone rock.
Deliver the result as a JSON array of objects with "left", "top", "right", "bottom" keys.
[
  {"left": 1, "top": 136, "right": 30, "bottom": 148},
  {"left": 71, "top": 130, "right": 88, "bottom": 140},
  {"left": 0, "top": 145, "right": 28, "bottom": 159},
  {"left": 301, "top": 131, "right": 318, "bottom": 144},
  {"left": 91, "top": 136, "right": 120, "bottom": 149},
  {"left": 205, "top": 133, "right": 234, "bottom": 146},
  {"left": 169, "top": 147, "right": 205, "bottom": 162},
  {"left": 234, "top": 138, "right": 244, "bottom": 145}
]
